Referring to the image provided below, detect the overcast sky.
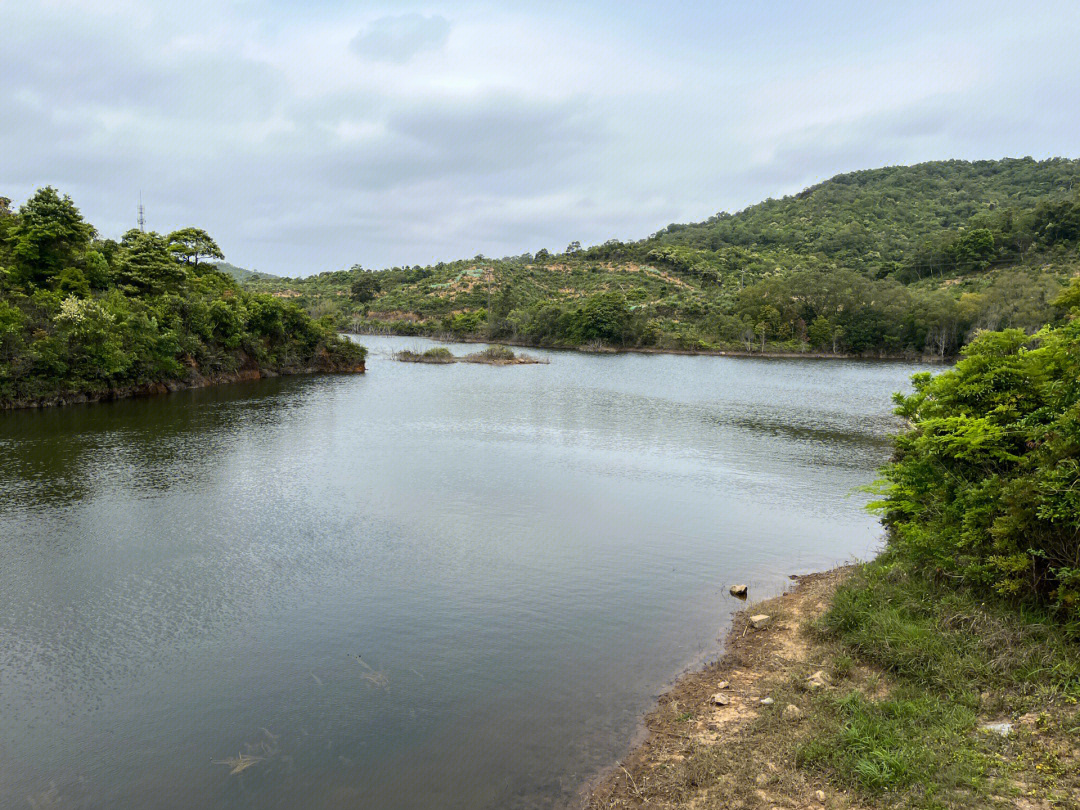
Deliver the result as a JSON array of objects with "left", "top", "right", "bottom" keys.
[{"left": 4, "top": 1, "right": 1079, "bottom": 276}]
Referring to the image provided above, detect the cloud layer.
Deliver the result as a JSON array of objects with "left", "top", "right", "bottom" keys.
[{"left": 4, "top": 1, "right": 1079, "bottom": 275}]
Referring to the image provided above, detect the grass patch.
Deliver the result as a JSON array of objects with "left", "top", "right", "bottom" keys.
[
  {"left": 394, "top": 347, "right": 456, "bottom": 363},
  {"left": 819, "top": 556, "right": 1080, "bottom": 701},
  {"left": 798, "top": 688, "right": 987, "bottom": 800},
  {"left": 803, "top": 556, "right": 1080, "bottom": 807}
]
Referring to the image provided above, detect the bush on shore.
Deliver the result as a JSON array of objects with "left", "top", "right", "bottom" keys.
[{"left": 875, "top": 279, "right": 1080, "bottom": 622}]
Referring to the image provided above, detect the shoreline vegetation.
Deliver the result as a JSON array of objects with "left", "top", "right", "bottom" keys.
[
  {"left": 393, "top": 345, "right": 548, "bottom": 365},
  {"left": 0, "top": 188, "right": 366, "bottom": 411},
  {"left": 373, "top": 330, "right": 948, "bottom": 363},
  {"left": 588, "top": 307, "right": 1080, "bottom": 809}
]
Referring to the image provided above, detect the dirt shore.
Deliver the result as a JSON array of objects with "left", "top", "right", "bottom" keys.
[{"left": 584, "top": 567, "right": 862, "bottom": 810}]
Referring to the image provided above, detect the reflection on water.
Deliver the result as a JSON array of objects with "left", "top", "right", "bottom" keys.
[{"left": 0, "top": 336, "right": 928, "bottom": 809}]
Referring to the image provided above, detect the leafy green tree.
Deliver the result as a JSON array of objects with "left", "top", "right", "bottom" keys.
[
  {"left": 581, "top": 291, "right": 629, "bottom": 343},
  {"left": 117, "top": 230, "right": 187, "bottom": 293},
  {"left": 350, "top": 272, "right": 382, "bottom": 304},
  {"left": 167, "top": 227, "right": 224, "bottom": 266},
  {"left": 879, "top": 318, "right": 1080, "bottom": 617},
  {"left": 8, "top": 187, "right": 94, "bottom": 288}
]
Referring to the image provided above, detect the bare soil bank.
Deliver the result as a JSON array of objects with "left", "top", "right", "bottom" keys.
[
  {"left": 582, "top": 567, "right": 1080, "bottom": 810},
  {"left": 583, "top": 568, "right": 858, "bottom": 810}
]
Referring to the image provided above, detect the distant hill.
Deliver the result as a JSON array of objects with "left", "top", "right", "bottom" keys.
[
  {"left": 209, "top": 262, "right": 278, "bottom": 284},
  {"left": 243, "top": 157, "right": 1080, "bottom": 357}
]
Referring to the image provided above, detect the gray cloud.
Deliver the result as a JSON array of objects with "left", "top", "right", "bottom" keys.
[
  {"left": 2, "top": 1, "right": 1079, "bottom": 275},
  {"left": 350, "top": 13, "right": 451, "bottom": 63}
]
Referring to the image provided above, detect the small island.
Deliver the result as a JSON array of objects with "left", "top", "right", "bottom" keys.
[{"left": 393, "top": 346, "right": 548, "bottom": 365}]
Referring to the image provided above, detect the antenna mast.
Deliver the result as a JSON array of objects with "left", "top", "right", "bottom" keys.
[{"left": 137, "top": 192, "right": 145, "bottom": 232}]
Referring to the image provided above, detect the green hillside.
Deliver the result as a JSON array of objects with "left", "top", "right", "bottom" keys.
[
  {"left": 246, "top": 157, "right": 1080, "bottom": 357},
  {"left": 209, "top": 261, "right": 277, "bottom": 284}
]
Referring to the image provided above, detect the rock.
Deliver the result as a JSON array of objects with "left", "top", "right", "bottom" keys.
[
  {"left": 760, "top": 697, "right": 774, "bottom": 706},
  {"left": 782, "top": 703, "right": 803, "bottom": 722},
  {"left": 981, "top": 721, "right": 1013, "bottom": 737},
  {"left": 711, "top": 692, "right": 730, "bottom": 706},
  {"left": 754, "top": 773, "right": 768, "bottom": 786},
  {"left": 749, "top": 614, "right": 771, "bottom": 629},
  {"left": 806, "top": 670, "right": 831, "bottom": 690},
  {"left": 815, "top": 789, "right": 826, "bottom": 802},
  {"left": 716, "top": 680, "right": 730, "bottom": 690},
  {"left": 730, "top": 584, "right": 748, "bottom": 597}
]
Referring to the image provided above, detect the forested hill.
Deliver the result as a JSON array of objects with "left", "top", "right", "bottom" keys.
[
  {"left": 0, "top": 188, "right": 365, "bottom": 408},
  {"left": 649, "top": 157, "right": 1080, "bottom": 276},
  {"left": 245, "top": 157, "right": 1080, "bottom": 358}
]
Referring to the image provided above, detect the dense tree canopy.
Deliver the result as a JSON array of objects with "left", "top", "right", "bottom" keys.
[{"left": 0, "top": 189, "right": 364, "bottom": 406}]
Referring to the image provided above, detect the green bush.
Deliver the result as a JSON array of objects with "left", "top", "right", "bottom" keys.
[{"left": 877, "top": 288, "right": 1080, "bottom": 618}]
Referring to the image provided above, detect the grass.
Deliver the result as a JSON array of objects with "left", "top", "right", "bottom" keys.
[
  {"left": 394, "top": 344, "right": 547, "bottom": 365},
  {"left": 803, "top": 557, "right": 1080, "bottom": 807},
  {"left": 465, "top": 345, "right": 517, "bottom": 362}
]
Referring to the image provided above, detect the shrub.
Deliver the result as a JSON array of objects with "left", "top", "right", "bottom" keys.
[{"left": 876, "top": 301, "right": 1080, "bottom": 619}]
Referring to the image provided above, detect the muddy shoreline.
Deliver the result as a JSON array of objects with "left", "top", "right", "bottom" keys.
[{"left": 579, "top": 567, "right": 855, "bottom": 809}]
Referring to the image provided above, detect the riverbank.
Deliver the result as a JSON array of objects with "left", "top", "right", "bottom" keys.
[
  {"left": 352, "top": 329, "right": 950, "bottom": 363},
  {"left": 0, "top": 359, "right": 365, "bottom": 410},
  {"left": 586, "top": 562, "right": 1080, "bottom": 809}
]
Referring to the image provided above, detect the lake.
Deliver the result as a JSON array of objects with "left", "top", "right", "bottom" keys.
[{"left": 0, "top": 336, "right": 927, "bottom": 809}]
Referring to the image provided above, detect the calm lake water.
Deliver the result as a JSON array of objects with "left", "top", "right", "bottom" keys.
[{"left": 0, "top": 336, "right": 928, "bottom": 809}]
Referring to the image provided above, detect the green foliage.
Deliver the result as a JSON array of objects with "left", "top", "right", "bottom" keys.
[
  {"left": 8, "top": 187, "right": 95, "bottom": 288},
  {"left": 167, "top": 227, "right": 224, "bottom": 266},
  {"left": 0, "top": 187, "right": 364, "bottom": 405},
  {"left": 877, "top": 317, "right": 1080, "bottom": 618},
  {"left": 349, "top": 270, "right": 381, "bottom": 304}
]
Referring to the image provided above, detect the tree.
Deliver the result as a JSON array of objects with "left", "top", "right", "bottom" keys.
[
  {"left": 167, "top": 227, "right": 224, "bottom": 266},
  {"left": 581, "top": 292, "right": 629, "bottom": 342},
  {"left": 8, "top": 187, "right": 94, "bottom": 288},
  {"left": 350, "top": 272, "right": 382, "bottom": 304},
  {"left": 565, "top": 240, "right": 582, "bottom": 255},
  {"left": 117, "top": 230, "right": 187, "bottom": 293}
]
